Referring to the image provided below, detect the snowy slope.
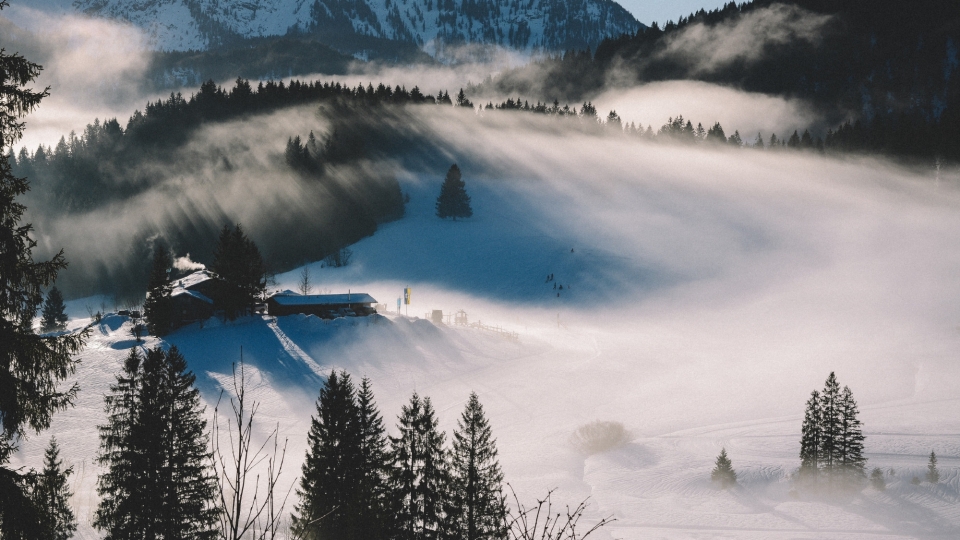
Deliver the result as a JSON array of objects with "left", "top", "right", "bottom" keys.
[
  {"left": 12, "top": 107, "right": 960, "bottom": 538},
  {"left": 69, "top": 0, "right": 641, "bottom": 52}
]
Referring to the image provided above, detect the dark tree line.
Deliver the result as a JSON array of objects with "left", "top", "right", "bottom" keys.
[
  {"left": 8, "top": 76, "right": 434, "bottom": 215},
  {"left": 8, "top": 76, "right": 414, "bottom": 299},
  {"left": 295, "top": 371, "right": 507, "bottom": 540}
]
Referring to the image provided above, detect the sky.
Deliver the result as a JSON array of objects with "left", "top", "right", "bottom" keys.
[{"left": 619, "top": 0, "right": 731, "bottom": 25}]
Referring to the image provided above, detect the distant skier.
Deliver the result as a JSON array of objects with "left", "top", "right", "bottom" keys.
[{"left": 553, "top": 283, "right": 556, "bottom": 290}]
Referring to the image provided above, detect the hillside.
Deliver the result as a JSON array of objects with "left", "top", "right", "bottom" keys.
[
  {"left": 485, "top": 0, "right": 960, "bottom": 161},
  {"left": 13, "top": 122, "right": 960, "bottom": 538}
]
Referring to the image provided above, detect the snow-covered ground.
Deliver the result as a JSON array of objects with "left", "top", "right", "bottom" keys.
[{"left": 13, "top": 130, "right": 960, "bottom": 539}]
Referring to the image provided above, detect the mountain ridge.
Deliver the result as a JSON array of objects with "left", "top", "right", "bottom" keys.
[{"left": 71, "top": 0, "right": 644, "bottom": 54}]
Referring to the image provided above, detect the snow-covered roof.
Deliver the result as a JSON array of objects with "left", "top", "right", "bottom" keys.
[
  {"left": 269, "top": 289, "right": 301, "bottom": 298},
  {"left": 172, "top": 288, "right": 213, "bottom": 304},
  {"left": 175, "top": 270, "right": 215, "bottom": 290},
  {"left": 269, "top": 293, "right": 376, "bottom": 306}
]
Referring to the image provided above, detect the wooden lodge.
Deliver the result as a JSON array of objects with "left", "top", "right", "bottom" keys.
[
  {"left": 170, "top": 270, "right": 216, "bottom": 326},
  {"left": 171, "top": 289, "right": 214, "bottom": 325},
  {"left": 267, "top": 291, "right": 378, "bottom": 319}
]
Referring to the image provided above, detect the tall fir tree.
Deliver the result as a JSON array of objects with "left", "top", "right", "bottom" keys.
[
  {"left": 95, "top": 346, "right": 217, "bottom": 540},
  {"left": 143, "top": 245, "right": 174, "bottom": 336},
  {"left": 818, "top": 372, "right": 843, "bottom": 478},
  {"left": 798, "top": 390, "right": 822, "bottom": 483},
  {"left": 838, "top": 385, "right": 866, "bottom": 482},
  {"left": 95, "top": 348, "right": 143, "bottom": 539},
  {"left": 435, "top": 165, "right": 473, "bottom": 221},
  {"left": 710, "top": 448, "right": 737, "bottom": 489},
  {"left": 29, "top": 437, "right": 77, "bottom": 540},
  {"left": 40, "top": 286, "right": 68, "bottom": 333},
  {"left": 390, "top": 393, "right": 450, "bottom": 540},
  {"left": 356, "top": 377, "right": 391, "bottom": 539},
  {"left": 447, "top": 393, "right": 507, "bottom": 540},
  {"left": 0, "top": 3, "right": 88, "bottom": 533},
  {"left": 293, "top": 370, "right": 364, "bottom": 540},
  {"left": 211, "top": 224, "right": 266, "bottom": 319},
  {"left": 926, "top": 451, "right": 939, "bottom": 483}
]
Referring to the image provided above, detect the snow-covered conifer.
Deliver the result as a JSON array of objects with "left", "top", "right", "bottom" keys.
[{"left": 711, "top": 448, "right": 737, "bottom": 489}]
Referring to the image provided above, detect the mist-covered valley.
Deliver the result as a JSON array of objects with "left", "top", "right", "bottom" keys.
[{"left": 3, "top": 1, "right": 960, "bottom": 539}]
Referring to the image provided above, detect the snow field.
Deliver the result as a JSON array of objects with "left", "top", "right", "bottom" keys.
[{"left": 14, "top": 121, "right": 960, "bottom": 539}]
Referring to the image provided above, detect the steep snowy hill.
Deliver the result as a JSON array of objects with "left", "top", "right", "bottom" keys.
[{"left": 70, "top": 0, "right": 642, "bottom": 52}]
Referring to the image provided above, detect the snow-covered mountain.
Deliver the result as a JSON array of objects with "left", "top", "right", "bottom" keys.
[{"left": 71, "top": 0, "right": 643, "bottom": 52}]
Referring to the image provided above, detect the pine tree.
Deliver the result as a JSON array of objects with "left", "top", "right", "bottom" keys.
[
  {"left": 694, "top": 122, "right": 706, "bottom": 140},
  {"left": 143, "top": 246, "right": 174, "bottom": 335},
  {"left": 447, "top": 393, "right": 507, "bottom": 540},
  {"left": 159, "top": 347, "right": 218, "bottom": 539},
  {"left": 356, "top": 377, "right": 390, "bottom": 539},
  {"left": 798, "top": 390, "right": 821, "bottom": 483},
  {"left": 95, "top": 348, "right": 143, "bottom": 538},
  {"left": 95, "top": 346, "right": 217, "bottom": 540},
  {"left": 29, "top": 437, "right": 77, "bottom": 540},
  {"left": 293, "top": 370, "right": 364, "bottom": 540},
  {"left": 390, "top": 393, "right": 450, "bottom": 540},
  {"left": 710, "top": 448, "right": 737, "bottom": 488},
  {"left": 818, "top": 372, "right": 843, "bottom": 478},
  {"left": 1, "top": 6, "right": 88, "bottom": 534},
  {"left": 753, "top": 133, "right": 764, "bottom": 149},
  {"left": 787, "top": 130, "right": 801, "bottom": 148},
  {"left": 926, "top": 451, "right": 939, "bottom": 483},
  {"left": 456, "top": 89, "right": 473, "bottom": 108},
  {"left": 40, "top": 285, "right": 68, "bottom": 333},
  {"left": 838, "top": 385, "right": 866, "bottom": 483},
  {"left": 436, "top": 164, "right": 472, "bottom": 221},
  {"left": 706, "top": 122, "right": 726, "bottom": 143},
  {"left": 211, "top": 224, "right": 266, "bottom": 319},
  {"left": 727, "top": 130, "right": 743, "bottom": 147}
]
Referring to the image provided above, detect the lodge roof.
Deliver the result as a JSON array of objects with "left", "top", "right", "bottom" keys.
[
  {"left": 175, "top": 270, "right": 215, "bottom": 291},
  {"left": 269, "top": 293, "right": 377, "bottom": 306},
  {"left": 172, "top": 288, "right": 213, "bottom": 304}
]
